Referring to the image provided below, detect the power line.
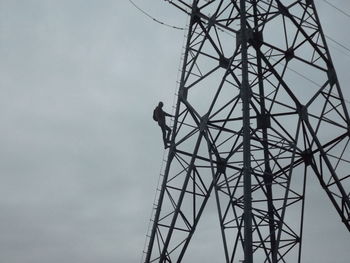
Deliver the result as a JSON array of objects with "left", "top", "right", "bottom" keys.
[
  {"left": 326, "top": 35, "right": 350, "bottom": 54},
  {"left": 128, "top": 0, "right": 350, "bottom": 105},
  {"left": 128, "top": 0, "right": 185, "bottom": 31},
  {"left": 128, "top": 0, "right": 350, "bottom": 55},
  {"left": 327, "top": 41, "right": 350, "bottom": 59},
  {"left": 322, "top": 0, "right": 350, "bottom": 19},
  {"left": 319, "top": 0, "right": 350, "bottom": 53},
  {"left": 285, "top": 64, "right": 350, "bottom": 105},
  {"left": 204, "top": 24, "right": 350, "bottom": 105}
]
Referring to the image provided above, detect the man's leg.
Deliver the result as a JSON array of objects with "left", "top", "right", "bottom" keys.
[
  {"left": 161, "top": 126, "right": 168, "bottom": 148},
  {"left": 165, "top": 125, "right": 171, "bottom": 142}
]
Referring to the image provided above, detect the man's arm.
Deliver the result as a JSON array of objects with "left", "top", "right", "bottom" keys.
[{"left": 165, "top": 112, "right": 173, "bottom": 117}]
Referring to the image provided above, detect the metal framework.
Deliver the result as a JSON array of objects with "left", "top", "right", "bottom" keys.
[{"left": 144, "top": 0, "right": 350, "bottom": 262}]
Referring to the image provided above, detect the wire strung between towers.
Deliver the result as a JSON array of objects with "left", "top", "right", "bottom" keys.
[
  {"left": 322, "top": 0, "right": 350, "bottom": 19},
  {"left": 128, "top": 0, "right": 350, "bottom": 102},
  {"left": 128, "top": 0, "right": 350, "bottom": 55},
  {"left": 128, "top": 0, "right": 186, "bottom": 31}
]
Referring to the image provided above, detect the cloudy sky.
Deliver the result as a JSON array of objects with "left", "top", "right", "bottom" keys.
[{"left": 0, "top": 0, "right": 349, "bottom": 262}]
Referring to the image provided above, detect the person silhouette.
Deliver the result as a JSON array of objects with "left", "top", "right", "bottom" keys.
[{"left": 153, "top": 101, "right": 172, "bottom": 148}]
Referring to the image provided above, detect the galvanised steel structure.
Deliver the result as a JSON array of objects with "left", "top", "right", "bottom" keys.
[{"left": 144, "top": 0, "right": 350, "bottom": 262}]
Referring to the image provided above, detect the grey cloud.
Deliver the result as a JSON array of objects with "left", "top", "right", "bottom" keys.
[{"left": 0, "top": 0, "right": 349, "bottom": 262}]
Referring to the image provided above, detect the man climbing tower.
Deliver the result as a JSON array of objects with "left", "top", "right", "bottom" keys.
[{"left": 153, "top": 101, "right": 172, "bottom": 148}]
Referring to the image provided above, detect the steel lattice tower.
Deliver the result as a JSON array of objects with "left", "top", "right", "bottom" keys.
[{"left": 144, "top": 0, "right": 350, "bottom": 262}]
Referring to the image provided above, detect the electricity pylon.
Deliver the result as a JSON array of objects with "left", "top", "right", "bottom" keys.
[{"left": 144, "top": 1, "right": 350, "bottom": 262}]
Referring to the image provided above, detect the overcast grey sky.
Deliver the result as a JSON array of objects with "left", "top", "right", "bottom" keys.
[{"left": 0, "top": 1, "right": 349, "bottom": 262}]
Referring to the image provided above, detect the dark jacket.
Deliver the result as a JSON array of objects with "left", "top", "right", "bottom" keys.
[{"left": 154, "top": 106, "right": 168, "bottom": 125}]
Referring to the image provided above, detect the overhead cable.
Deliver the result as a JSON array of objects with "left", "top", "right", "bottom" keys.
[
  {"left": 128, "top": 0, "right": 185, "bottom": 31},
  {"left": 326, "top": 35, "right": 350, "bottom": 54},
  {"left": 322, "top": 0, "right": 350, "bottom": 19}
]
